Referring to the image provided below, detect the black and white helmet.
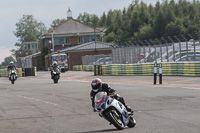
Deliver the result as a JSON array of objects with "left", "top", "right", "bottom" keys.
[
  {"left": 53, "top": 61, "right": 57, "bottom": 66},
  {"left": 10, "top": 61, "right": 14, "bottom": 66},
  {"left": 91, "top": 78, "right": 102, "bottom": 92}
]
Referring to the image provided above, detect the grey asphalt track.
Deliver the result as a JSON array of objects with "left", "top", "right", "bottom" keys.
[{"left": 0, "top": 71, "right": 200, "bottom": 133}]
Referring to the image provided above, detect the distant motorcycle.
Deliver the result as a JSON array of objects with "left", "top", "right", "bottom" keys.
[
  {"left": 94, "top": 92, "right": 136, "bottom": 130},
  {"left": 7, "top": 68, "right": 18, "bottom": 84},
  {"left": 52, "top": 67, "right": 60, "bottom": 83}
]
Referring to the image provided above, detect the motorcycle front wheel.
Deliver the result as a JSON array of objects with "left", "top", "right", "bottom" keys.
[
  {"left": 53, "top": 75, "right": 58, "bottom": 83},
  {"left": 127, "top": 116, "right": 136, "bottom": 128},
  {"left": 11, "top": 75, "right": 15, "bottom": 84},
  {"left": 107, "top": 111, "right": 124, "bottom": 130}
]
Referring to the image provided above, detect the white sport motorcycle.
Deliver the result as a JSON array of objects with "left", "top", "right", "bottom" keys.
[{"left": 94, "top": 92, "right": 136, "bottom": 130}]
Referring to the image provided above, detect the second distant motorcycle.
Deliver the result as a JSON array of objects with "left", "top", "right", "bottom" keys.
[{"left": 50, "top": 61, "right": 60, "bottom": 84}]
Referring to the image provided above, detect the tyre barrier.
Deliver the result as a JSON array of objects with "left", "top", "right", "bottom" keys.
[
  {"left": 0, "top": 67, "right": 36, "bottom": 77},
  {"left": 24, "top": 67, "right": 36, "bottom": 76},
  {"left": 73, "top": 62, "right": 200, "bottom": 76},
  {"left": 73, "top": 65, "right": 83, "bottom": 71},
  {"left": 83, "top": 65, "right": 94, "bottom": 71},
  {"left": 0, "top": 68, "right": 22, "bottom": 77}
]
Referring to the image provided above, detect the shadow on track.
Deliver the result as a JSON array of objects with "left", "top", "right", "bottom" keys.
[{"left": 76, "top": 128, "right": 118, "bottom": 133}]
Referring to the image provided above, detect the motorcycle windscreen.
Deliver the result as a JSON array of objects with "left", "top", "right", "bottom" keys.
[
  {"left": 95, "top": 92, "right": 107, "bottom": 106},
  {"left": 53, "top": 68, "right": 59, "bottom": 72}
]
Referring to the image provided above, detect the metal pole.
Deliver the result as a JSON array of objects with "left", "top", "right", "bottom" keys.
[
  {"left": 98, "top": 65, "right": 101, "bottom": 75},
  {"left": 168, "top": 37, "right": 175, "bottom": 62},
  {"left": 178, "top": 39, "right": 181, "bottom": 61},
  {"left": 159, "top": 63, "right": 162, "bottom": 84},
  {"left": 150, "top": 39, "right": 156, "bottom": 62},
  {"left": 150, "top": 39, "right": 157, "bottom": 62},
  {"left": 94, "top": 65, "right": 96, "bottom": 76},
  {"left": 94, "top": 25, "right": 96, "bottom": 52},
  {"left": 181, "top": 35, "right": 189, "bottom": 61},
  {"left": 134, "top": 41, "right": 140, "bottom": 63},
  {"left": 174, "top": 36, "right": 182, "bottom": 61},
  {"left": 162, "top": 38, "right": 169, "bottom": 62},
  {"left": 133, "top": 43, "right": 137, "bottom": 63},
  {"left": 145, "top": 40, "right": 151, "bottom": 63},
  {"left": 51, "top": 28, "right": 54, "bottom": 53},
  {"left": 154, "top": 62, "right": 157, "bottom": 85},
  {"left": 156, "top": 39, "right": 162, "bottom": 62},
  {"left": 139, "top": 40, "right": 145, "bottom": 63},
  {"left": 188, "top": 34, "right": 196, "bottom": 61}
]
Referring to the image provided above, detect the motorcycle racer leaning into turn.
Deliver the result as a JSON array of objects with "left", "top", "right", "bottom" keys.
[{"left": 90, "top": 78, "right": 133, "bottom": 114}]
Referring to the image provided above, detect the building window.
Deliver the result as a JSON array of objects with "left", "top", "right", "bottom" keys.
[
  {"left": 90, "top": 35, "right": 97, "bottom": 41},
  {"left": 24, "top": 44, "right": 30, "bottom": 50},
  {"left": 32, "top": 44, "right": 37, "bottom": 50},
  {"left": 54, "top": 37, "right": 64, "bottom": 45},
  {"left": 78, "top": 35, "right": 97, "bottom": 44},
  {"left": 66, "top": 37, "right": 70, "bottom": 44},
  {"left": 78, "top": 36, "right": 84, "bottom": 44},
  {"left": 44, "top": 39, "right": 49, "bottom": 47},
  {"left": 84, "top": 36, "right": 89, "bottom": 43}
]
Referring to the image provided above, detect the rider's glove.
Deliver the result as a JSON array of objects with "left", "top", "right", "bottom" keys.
[{"left": 110, "top": 92, "right": 117, "bottom": 97}]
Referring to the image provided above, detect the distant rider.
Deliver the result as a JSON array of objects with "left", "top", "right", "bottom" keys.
[
  {"left": 90, "top": 78, "right": 133, "bottom": 113},
  {"left": 50, "top": 61, "right": 60, "bottom": 79},
  {"left": 7, "top": 61, "right": 17, "bottom": 80}
]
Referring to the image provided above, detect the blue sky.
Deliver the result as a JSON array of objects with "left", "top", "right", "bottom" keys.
[{"left": 0, "top": 0, "right": 169, "bottom": 63}]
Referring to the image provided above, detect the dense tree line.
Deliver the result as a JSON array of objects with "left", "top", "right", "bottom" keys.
[
  {"left": 0, "top": 56, "right": 16, "bottom": 66},
  {"left": 77, "top": 0, "right": 200, "bottom": 44}
]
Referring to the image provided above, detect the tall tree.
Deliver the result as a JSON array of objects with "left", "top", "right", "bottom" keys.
[
  {"left": 90, "top": 14, "right": 99, "bottom": 27},
  {"left": 76, "top": 0, "right": 200, "bottom": 44},
  {"left": 105, "top": 10, "right": 113, "bottom": 27},
  {"left": 153, "top": 10, "right": 167, "bottom": 38},
  {"left": 133, "top": 24, "right": 155, "bottom": 40},
  {"left": 99, "top": 12, "right": 106, "bottom": 26},
  {"left": 14, "top": 15, "right": 47, "bottom": 46},
  {"left": 1, "top": 56, "right": 16, "bottom": 66},
  {"left": 50, "top": 19, "right": 66, "bottom": 28}
]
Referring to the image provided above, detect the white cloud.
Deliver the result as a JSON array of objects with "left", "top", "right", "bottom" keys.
[{"left": 0, "top": 46, "right": 16, "bottom": 64}]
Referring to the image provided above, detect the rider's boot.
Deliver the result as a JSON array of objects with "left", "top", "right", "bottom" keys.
[{"left": 125, "top": 105, "right": 134, "bottom": 114}]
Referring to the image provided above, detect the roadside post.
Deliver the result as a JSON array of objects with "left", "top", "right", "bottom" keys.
[
  {"left": 154, "top": 62, "right": 157, "bottom": 85},
  {"left": 98, "top": 65, "right": 101, "bottom": 75},
  {"left": 94, "top": 65, "right": 97, "bottom": 76},
  {"left": 159, "top": 63, "right": 162, "bottom": 84}
]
